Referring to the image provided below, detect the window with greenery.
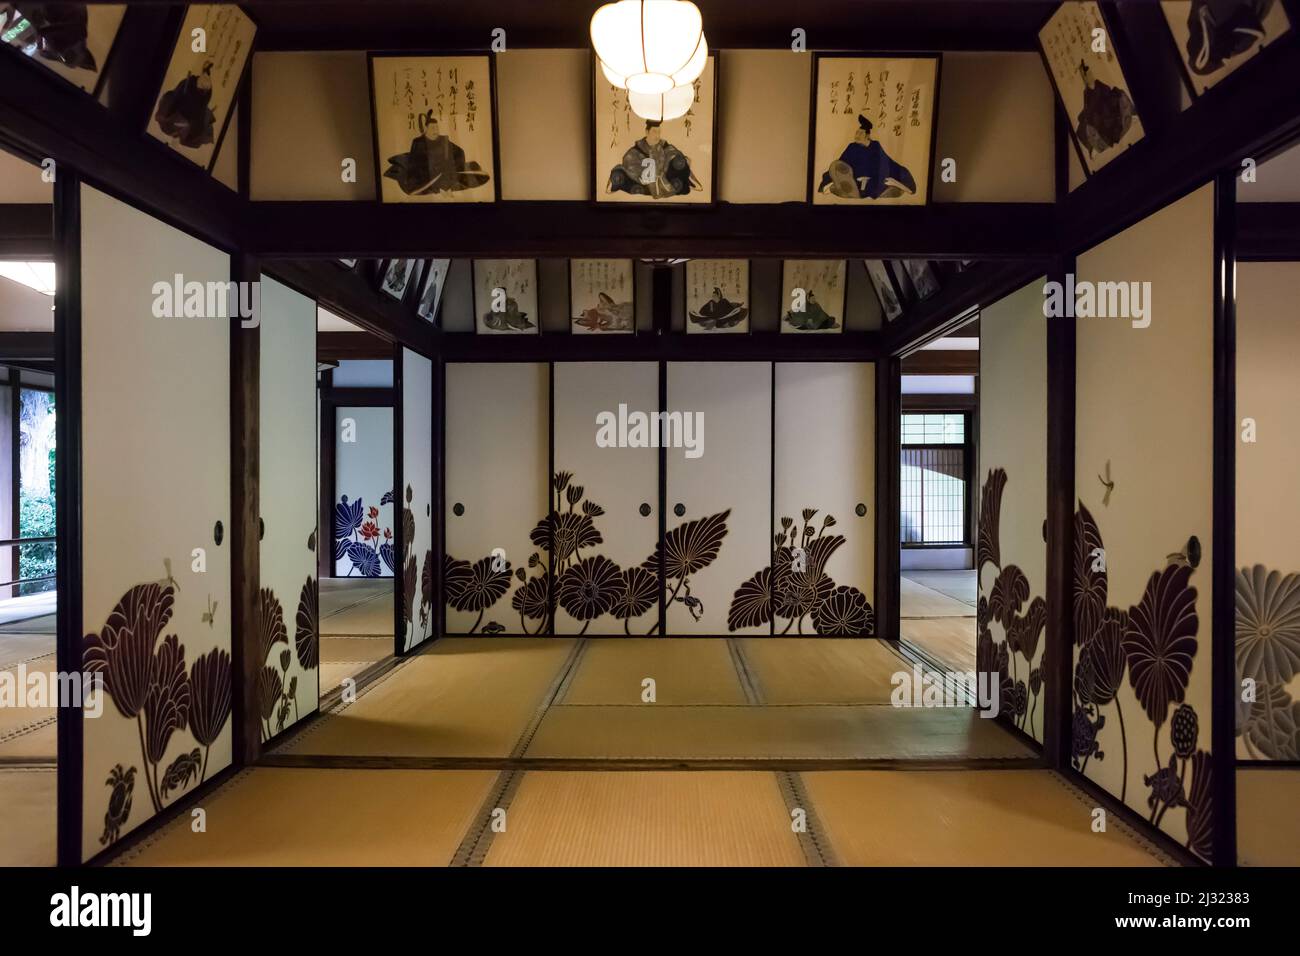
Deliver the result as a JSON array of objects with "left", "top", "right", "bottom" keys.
[{"left": 18, "top": 388, "right": 55, "bottom": 595}]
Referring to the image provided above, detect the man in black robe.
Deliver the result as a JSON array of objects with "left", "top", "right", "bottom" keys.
[
  {"left": 607, "top": 120, "right": 699, "bottom": 198},
  {"left": 155, "top": 60, "right": 216, "bottom": 150},
  {"left": 819, "top": 114, "right": 916, "bottom": 200},
  {"left": 384, "top": 110, "right": 491, "bottom": 196},
  {"left": 1074, "top": 60, "right": 1136, "bottom": 158}
]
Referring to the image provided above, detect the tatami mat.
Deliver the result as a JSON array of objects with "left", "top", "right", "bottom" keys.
[
  {"left": 0, "top": 767, "right": 56, "bottom": 866},
  {"left": 737, "top": 638, "right": 913, "bottom": 704},
  {"left": 1237, "top": 767, "right": 1300, "bottom": 866},
  {"left": 902, "top": 571, "right": 977, "bottom": 606},
  {"left": 117, "top": 767, "right": 496, "bottom": 866},
  {"left": 280, "top": 638, "right": 575, "bottom": 758},
  {"left": 901, "top": 618, "right": 977, "bottom": 674},
  {"left": 321, "top": 635, "right": 394, "bottom": 663},
  {"left": 320, "top": 596, "right": 395, "bottom": 636},
  {"left": 483, "top": 771, "right": 806, "bottom": 867},
  {"left": 900, "top": 577, "right": 976, "bottom": 618},
  {"left": 0, "top": 634, "right": 56, "bottom": 669},
  {"left": 0, "top": 653, "right": 57, "bottom": 757},
  {"left": 806, "top": 769, "right": 1167, "bottom": 866},
  {"left": 561, "top": 638, "right": 747, "bottom": 705},
  {"left": 524, "top": 703, "right": 1033, "bottom": 761}
]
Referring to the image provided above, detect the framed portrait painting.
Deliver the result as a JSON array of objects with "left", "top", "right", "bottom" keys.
[
  {"left": 473, "top": 259, "right": 539, "bottom": 335},
  {"left": 1161, "top": 0, "right": 1291, "bottom": 96},
  {"left": 569, "top": 259, "right": 635, "bottom": 333},
  {"left": 593, "top": 54, "right": 716, "bottom": 205},
  {"left": 1039, "top": 1, "right": 1145, "bottom": 175},
  {"left": 904, "top": 259, "right": 940, "bottom": 301},
  {"left": 369, "top": 53, "right": 497, "bottom": 204},
  {"left": 685, "top": 259, "right": 750, "bottom": 334},
  {"left": 810, "top": 54, "right": 941, "bottom": 206},
  {"left": 415, "top": 258, "right": 451, "bottom": 323},
  {"left": 145, "top": 4, "right": 256, "bottom": 171},
  {"left": 380, "top": 259, "right": 417, "bottom": 302},
  {"left": 1, "top": 2, "right": 126, "bottom": 94},
  {"left": 780, "top": 260, "right": 847, "bottom": 334},
  {"left": 864, "top": 259, "right": 904, "bottom": 321}
]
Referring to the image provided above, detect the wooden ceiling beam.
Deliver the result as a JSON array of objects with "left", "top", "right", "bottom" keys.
[{"left": 244, "top": 201, "right": 1056, "bottom": 259}]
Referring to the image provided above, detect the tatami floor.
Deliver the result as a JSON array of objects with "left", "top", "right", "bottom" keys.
[
  {"left": 900, "top": 569, "right": 977, "bottom": 673},
  {"left": 319, "top": 577, "right": 397, "bottom": 697},
  {"left": 111, "top": 597, "right": 1180, "bottom": 868},
  {"left": 0, "top": 603, "right": 58, "bottom": 867}
]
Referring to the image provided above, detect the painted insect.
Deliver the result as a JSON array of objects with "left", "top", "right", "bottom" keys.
[{"left": 100, "top": 764, "right": 136, "bottom": 846}]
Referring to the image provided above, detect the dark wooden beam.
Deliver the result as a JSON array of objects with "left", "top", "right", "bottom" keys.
[
  {"left": 437, "top": 329, "right": 882, "bottom": 362},
  {"left": 317, "top": 369, "right": 335, "bottom": 581},
  {"left": 321, "top": 386, "right": 394, "bottom": 407},
  {"left": 229, "top": 254, "right": 261, "bottom": 768},
  {"left": 1059, "top": 31, "right": 1300, "bottom": 257},
  {"left": 0, "top": 204, "right": 53, "bottom": 258},
  {"left": 901, "top": 393, "right": 976, "bottom": 410},
  {"left": 318, "top": 330, "right": 394, "bottom": 360},
  {"left": 263, "top": 259, "right": 434, "bottom": 354},
  {"left": 246, "top": 202, "right": 1056, "bottom": 260},
  {"left": 0, "top": 331, "right": 53, "bottom": 360},
  {"left": 0, "top": 40, "right": 242, "bottom": 252},
  {"left": 1237, "top": 203, "right": 1300, "bottom": 260},
  {"left": 886, "top": 259, "right": 1048, "bottom": 356},
  {"left": 900, "top": 348, "right": 978, "bottom": 375}
]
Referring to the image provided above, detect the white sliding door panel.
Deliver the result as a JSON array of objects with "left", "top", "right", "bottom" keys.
[
  {"left": 400, "top": 349, "right": 434, "bottom": 650},
  {"left": 79, "top": 185, "right": 232, "bottom": 859},
  {"left": 552, "top": 362, "right": 659, "bottom": 635},
  {"left": 774, "top": 362, "right": 876, "bottom": 635},
  {"left": 445, "top": 363, "right": 549, "bottom": 634},
  {"left": 665, "top": 362, "right": 772, "bottom": 634},
  {"left": 332, "top": 405, "right": 394, "bottom": 578},
  {"left": 258, "top": 277, "right": 319, "bottom": 736}
]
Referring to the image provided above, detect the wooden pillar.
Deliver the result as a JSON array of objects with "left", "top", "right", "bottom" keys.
[
  {"left": 229, "top": 253, "right": 261, "bottom": 768},
  {"left": 874, "top": 354, "right": 900, "bottom": 641}
]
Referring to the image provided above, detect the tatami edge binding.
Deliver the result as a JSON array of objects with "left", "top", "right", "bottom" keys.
[
  {"left": 777, "top": 770, "right": 838, "bottom": 867},
  {"left": 1047, "top": 770, "right": 1183, "bottom": 867}
]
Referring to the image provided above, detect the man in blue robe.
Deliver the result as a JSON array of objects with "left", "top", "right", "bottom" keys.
[{"left": 818, "top": 114, "right": 917, "bottom": 200}]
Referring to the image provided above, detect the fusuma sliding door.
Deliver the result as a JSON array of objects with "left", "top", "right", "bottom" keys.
[
  {"left": 79, "top": 185, "right": 233, "bottom": 860},
  {"left": 258, "top": 277, "right": 320, "bottom": 740},
  {"left": 552, "top": 362, "right": 659, "bottom": 635},
  {"left": 399, "top": 348, "right": 434, "bottom": 651},
  {"left": 445, "top": 363, "right": 549, "bottom": 634},
  {"left": 665, "top": 362, "right": 772, "bottom": 635},
  {"left": 773, "top": 362, "right": 876, "bottom": 636}
]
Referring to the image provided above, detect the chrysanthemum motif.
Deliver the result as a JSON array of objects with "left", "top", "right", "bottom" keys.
[
  {"left": 989, "top": 564, "right": 1029, "bottom": 631},
  {"left": 1235, "top": 564, "right": 1300, "bottom": 687},
  {"left": 449, "top": 556, "right": 512, "bottom": 613},
  {"left": 1240, "top": 683, "right": 1300, "bottom": 760},
  {"left": 811, "top": 585, "right": 874, "bottom": 636},
  {"left": 1123, "top": 563, "right": 1198, "bottom": 728},
  {"left": 776, "top": 571, "right": 834, "bottom": 621},
  {"left": 511, "top": 574, "right": 550, "bottom": 622},
  {"left": 1080, "top": 606, "right": 1127, "bottom": 706},
  {"left": 444, "top": 556, "right": 474, "bottom": 608},
  {"left": 294, "top": 576, "right": 318, "bottom": 671},
  {"left": 611, "top": 565, "right": 658, "bottom": 621},
  {"left": 557, "top": 555, "right": 623, "bottom": 621}
]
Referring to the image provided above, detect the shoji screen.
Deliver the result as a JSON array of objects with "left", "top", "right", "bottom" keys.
[
  {"left": 1074, "top": 184, "right": 1215, "bottom": 861},
  {"left": 978, "top": 280, "right": 1047, "bottom": 742},
  {"left": 665, "top": 362, "right": 771, "bottom": 635},
  {"left": 79, "top": 185, "right": 232, "bottom": 860},
  {"left": 772, "top": 363, "right": 876, "bottom": 636},
  {"left": 1234, "top": 261, "right": 1300, "bottom": 864},
  {"left": 399, "top": 349, "right": 434, "bottom": 651},
  {"left": 445, "top": 363, "right": 548, "bottom": 634},
  {"left": 333, "top": 405, "right": 393, "bottom": 578},
  {"left": 552, "top": 363, "right": 659, "bottom": 635},
  {"left": 258, "top": 277, "right": 319, "bottom": 739}
]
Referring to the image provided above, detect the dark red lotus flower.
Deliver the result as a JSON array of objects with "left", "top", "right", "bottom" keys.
[
  {"left": 294, "top": 577, "right": 318, "bottom": 670},
  {"left": 188, "top": 647, "right": 232, "bottom": 747},
  {"left": 143, "top": 635, "right": 190, "bottom": 765},
  {"left": 84, "top": 582, "right": 175, "bottom": 720},
  {"left": 360, "top": 520, "right": 380, "bottom": 541}
]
